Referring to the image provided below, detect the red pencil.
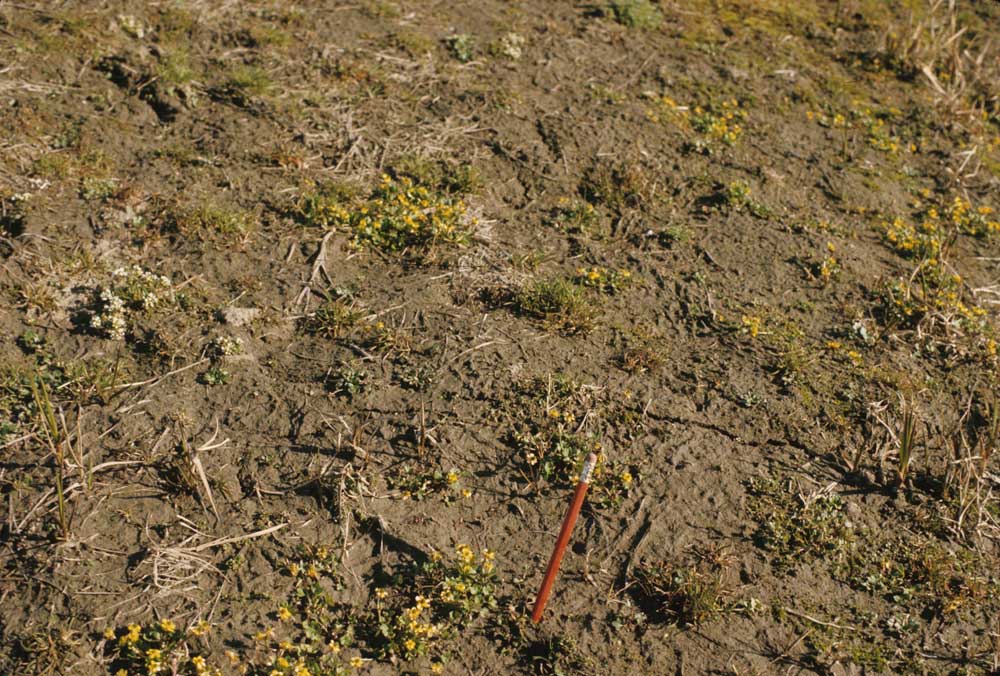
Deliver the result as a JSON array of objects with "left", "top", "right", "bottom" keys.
[{"left": 530, "top": 452, "right": 598, "bottom": 623}]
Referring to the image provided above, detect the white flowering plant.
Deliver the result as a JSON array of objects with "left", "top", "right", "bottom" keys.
[{"left": 90, "top": 265, "right": 172, "bottom": 340}]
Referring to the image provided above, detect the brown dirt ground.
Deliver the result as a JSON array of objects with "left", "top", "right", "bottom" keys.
[{"left": 2, "top": 1, "right": 1000, "bottom": 674}]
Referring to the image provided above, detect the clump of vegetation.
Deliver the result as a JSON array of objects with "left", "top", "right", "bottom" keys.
[
  {"left": 172, "top": 204, "right": 255, "bottom": 239},
  {"left": 367, "top": 544, "right": 497, "bottom": 664},
  {"left": 721, "top": 181, "right": 770, "bottom": 218},
  {"left": 326, "top": 362, "right": 368, "bottom": 399},
  {"left": 219, "top": 64, "right": 272, "bottom": 104},
  {"left": 247, "top": 544, "right": 359, "bottom": 674},
  {"left": 580, "top": 161, "right": 650, "bottom": 211},
  {"left": 836, "top": 535, "right": 994, "bottom": 617},
  {"left": 551, "top": 197, "right": 599, "bottom": 236},
  {"left": 619, "top": 330, "right": 667, "bottom": 373},
  {"left": 514, "top": 277, "right": 598, "bottom": 334},
  {"left": 237, "top": 544, "right": 497, "bottom": 672},
  {"left": 210, "top": 335, "right": 244, "bottom": 358},
  {"left": 389, "top": 157, "right": 482, "bottom": 195},
  {"left": 387, "top": 466, "right": 468, "bottom": 502},
  {"left": 305, "top": 175, "right": 472, "bottom": 253},
  {"left": 301, "top": 299, "right": 363, "bottom": 339},
  {"left": 104, "top": 618, "right": 218, "bottom": 676},
  {"left": 445, "top": 34, "right": 475, "bottom": 62},
  {"left": 89, "top": 265, "right": 173, "bottom": 340},
  {"left": 295, "top": 184, "right": 359, "bottom": 229},
  {"left": 648, "top": 95, "right": 747, "bottom": 149},
  {"left": 200, "top": 366, "right": 230, "bottom": 386},
  {"left": 574, "top": 266, "right": 632, "bottom": 294},
  {"left": 874, "top": 202, "right": 992, "bottom": 336},
  {"left": 513, "top": 424, "right": 634, "bottom": 510},
  {"left": 632, "top": 546, "right": 741, "bottom": 626},
  {"left": 609, "top": 0, "right": 663, "bottom": 29},
  {"left": 493, "top": 32, "right": 525, "bottom": 60},
  {"left": 746, "top": 477, "right": 853, "bottom": 571},
  {"left": 79, "top": 176, "right": 118, "bottom": 201}
]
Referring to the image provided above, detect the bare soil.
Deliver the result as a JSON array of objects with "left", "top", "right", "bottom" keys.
[{"left": 2, "top": 1, "right": 1000, "bottom": 675}]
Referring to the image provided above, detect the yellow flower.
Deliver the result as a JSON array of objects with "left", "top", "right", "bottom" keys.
[
  {"left": 620, "top": 471, "right": 633, "bottom": 486},
  {"left": 446, "top": 470, "right": 459, "bottom": 484},
  {"left": 404, "top": 638, "right": 416, "bottom": 651},
  {"left": 277, "top": 657, "right": 290, "bottom": 669},
  {"left": 288, "top": 563, "right": 300, "bottom": 577},
  {"left": 327, "top": 640, "right": 341, "bottom": 654},
  {"left": 461, "top": 489, "right": 472, "bottom": 499},
  {"left": 120, "top": 624, "right": 141, "bottom": 646},
  {"left": 225, "top": 650, "right": 239, "bottom": 665},
  {"left": 103, "top": 627, "right": 116, "bottom": 640},
  {"left": 431, "top": 663, "right": 444, "bottom": 674},
  {"left": 278, "top": 606, "right": 293, "bottom": 621},
  {"left": 350, "top": 656, "right": 364, "bottom": 667},
  {"left": 189, "top": 620, "right": 210, "bottom": 637},
  {"left": 159, "top": 619, "right": 176, "bottom": 633}
]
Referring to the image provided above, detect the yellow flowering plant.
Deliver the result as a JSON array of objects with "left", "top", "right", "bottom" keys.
[
  {"left": 104, "top": 619, "right": 220, "bottom": 676},
  {"left": 318, "top": 175, "right": 472, "bottom": 253},
  {"left": 386, "top": 466, "right": 465, "bottom": 502}
]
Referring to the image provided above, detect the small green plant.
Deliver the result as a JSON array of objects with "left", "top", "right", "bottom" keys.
[
  {"left": 895, "top": 399, "right": 918, "bottom": 486},
  {"left": 173, "top": 205, "right": 255, "bottom": 239},
  {"left": 551, "top": 198, "right": 599, "bottom": 236},
  {"left": 513, "top": 423, "right": 634, "bottom": 510},
  {"left": 514, "top": 277, "right": 598, "bottom": 334},
  {"left": 649, "top": 96, "right": 747, "bottom": 149},
  {"left": 243, "top": 544, "right": 359, "bottom": 673},
  {"left": 445, "top": 34, "right": 475, "bottom": 62},
  {"left": 574, "top": 266, "right": 632, "bottom": 294},
  {"left": 30, "top": 376, "right": 69, "bottom": 541},
  {"left": 620, "top": 341, "right": 665, "bottom": 374},
  {"left": 493, "top": 32, "right": 524, "bottom": 60},
  {"left": 200, "top": 367, "right": 230, "bottom": 386},
  {"left": 579, "top": 161, "right": 649, "bottom": 211},
  {"left": 746, "top": 477, "right": 853, "bottom": 571},
  {"left": 722, "top": 181, "right": 770, "bottom": 217},
  {"left": 633, "top": 546, "right": 738, "bottom": 626},
  {"left": 79, "top": 176, "right": 118, "bottom": 201},
  {"left": 327, "top": 362, "right": 367, "bottom": 399},
  {"left": 296, "top": 184, "right": 358, "bottom": 229},
  {"left": 313, "top": 175, "right": 472, "bottom": 254},
  {"left": 301, "top": 299, "right": 362, "bottom": 339},
  {"left": 156, "top": 49, "right": 196, "bottom": 88},
  {"left": 368, "top": 544, "right": 497, "bottom": 662},
  {"left": 104, "top": 618, "right": 219, "bottom": 676},
  {"left": 386, "top": 466, "right": 466, "bottom": 502},
  {"left": 220, "top": 65, "right": 272, "bottom": 103},
  {"left": 89, "top": 266, "right": 173, "bottom": 341},
  {"left": 609, "top": 0, "right": 663, "bottom": 29},
  {"left": 210, "top": 335, "right": 244, "bottom": 357}
]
